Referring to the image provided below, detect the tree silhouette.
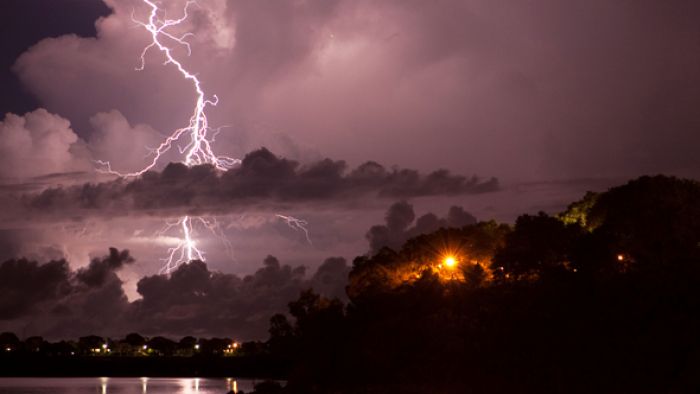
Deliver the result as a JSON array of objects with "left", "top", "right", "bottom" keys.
[{"left": 492, "top": 212, "right": 583, "bottom": 281}]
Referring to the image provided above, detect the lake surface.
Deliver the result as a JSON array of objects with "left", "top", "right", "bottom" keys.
[{"left": 0, "top": 377, "right": 261, "bottom": 394}]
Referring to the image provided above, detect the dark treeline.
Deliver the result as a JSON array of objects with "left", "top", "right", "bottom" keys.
[
  {"left": 1, "top": 331, "right": 259, "bottom": 357},
  {"left": 0, "top": 332, "right": 288, "bottom": 378},
  {"left": 258, "top": 175, "right": 700, "bottom": 394}
]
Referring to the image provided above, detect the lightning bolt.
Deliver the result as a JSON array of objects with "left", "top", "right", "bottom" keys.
[
  {"left": 157, "top": 216, "right": 204, "bottom": 274},
  {"left": 95, "top": 0, "right": 310, "bottom": 274},
  {"left": 95, "top": 0, "right": 240, "bottom": 177},
  {"left": 276, "top": 214, "right": 312, "bottom": 245},
  {"left": 155, "top": 215, "right": 235, "bottom": 274}
]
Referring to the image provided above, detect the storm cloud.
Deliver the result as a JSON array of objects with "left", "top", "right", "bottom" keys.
[
  {"left": 24, "top": 148, "right": 498, "bottom": 219},
  {"left": 0, "top": 249, "right": 349, "bottom": 340},
  {"left": 0, "top": 257, "right": 71, "bottom": 320},
  {"left": 0, "top": 248, "right": 134, "bottom": 338},
  {"left": 0, "top": 109, "right": 90, "bottom": 179},
  {"left": 367, "top": 201, "right": 477, "bottom": 254},
  {"left": 9, "top": 0, "right": 700, "bottom": 181}
]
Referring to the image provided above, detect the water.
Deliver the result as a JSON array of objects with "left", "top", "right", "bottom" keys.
[{"left": 0, "top": 377, "right": 263, "bottom": 394}]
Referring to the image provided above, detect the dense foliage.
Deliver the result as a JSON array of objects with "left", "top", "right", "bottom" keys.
[{"left": 265, "top": 175, "right": 700, "bottom": 393}]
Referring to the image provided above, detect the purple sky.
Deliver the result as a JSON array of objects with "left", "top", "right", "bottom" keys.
[{"left": 0, "top": 0, "right": 698, "bottom": 339}]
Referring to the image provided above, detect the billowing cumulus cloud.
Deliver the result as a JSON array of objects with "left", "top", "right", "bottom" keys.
[
  {"left": 0, "top": 249, "right": 349, "bottom": 340},
  {"left": 309, "top": 257, "right": 351, "bottom": 300},
  {"left": 11, "top": 0, "right": 700, "bottom": 181},
  {"left": 0, "top": 248, "right": 133, "bottom": 338},
  {"left": 76, "top": 247, "right": 135, "bottom": 287},
  {"left": 130, "top": 256, "right": 308, "bottom": 338},
  {"left": 87, "top": 110, "right": 168, "bottom": 173},
  {"left": 0, "top": 257, "right": 71, "bottom": 320},
  {"left": 0, "top": 109, "right": 90, "bottom": 179},
  {"left": 367, "top": 201, "right": 477, "bottom": 254},
  {"left": 23, "top": 148, "right": 498, "bottom": 219}
]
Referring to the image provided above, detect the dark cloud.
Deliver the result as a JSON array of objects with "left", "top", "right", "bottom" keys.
[
  {"left": 0, "top": 248, "right": 349, "bottom": 340},
  {"left": 310, "top": 257, "right": 351, "bottom": 300},
  {"left": 129, "top": 257, "right": 306, "bottom": 339},
  {"left": 50, "top": 270, "right": 131, "bottom": 339},
  {"left": 384, "top": 200, "right": 415, "bottom": 233},
  {"left": 23, "top": 148, "right": 498, "bottom": 219},
  {"left": 129, "top": 253, "right": 348, "bottom": 339},
  {"left": 367, "top": 201, "right": 477, "bottom": 254},
  {"left": 76, "top": 247, "right": 134, "bottom": 287},
  {"left": 0, "top": 248, "right": 133, "bottom": 339},
  {"left": 128, "top": 254, "right": 347, "bottom": 339},
  {"left": 0, "top": 258, "right": 71, "bottom": 319},
  {"left": 0, "top": 230, "right": 27, "bottom": 261}
]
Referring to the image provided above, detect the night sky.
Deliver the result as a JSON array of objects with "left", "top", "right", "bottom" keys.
[{"left": 0, "top": 0, "right": 699, "bottom": 340}]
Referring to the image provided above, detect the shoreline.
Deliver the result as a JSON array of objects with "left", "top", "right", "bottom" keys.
[{"left": 0, "top": 355, "right": 290, "bottom": 379}]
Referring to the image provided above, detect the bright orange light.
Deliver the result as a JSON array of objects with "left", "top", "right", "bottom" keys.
[
  {"left": 443, "top": 255, "right": 458, "bottom": 268},
  {"left": 617, "top": 254, "right": 624, "bottom": 261}
]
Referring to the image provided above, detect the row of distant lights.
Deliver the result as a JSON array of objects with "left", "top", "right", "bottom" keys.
[
  {"left": 4, "top": 346, "right": 75, "bottom": 354},
  {"left": 92, "top": 343, "right": 112, "bottom": 353},
  {"left": 92, "top": 342, "right": 240, "bottom": 353},
  {"left": 2, "top": 342, "right": 242, "bottom": 354}
]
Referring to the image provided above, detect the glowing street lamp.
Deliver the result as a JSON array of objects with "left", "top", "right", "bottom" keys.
[{"left": 443, "top": 255, "right": 458, "bottom": 269}]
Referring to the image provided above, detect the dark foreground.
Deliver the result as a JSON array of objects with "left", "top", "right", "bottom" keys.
[{"left": 256, "top": 176, "right": 700, "bottom": 394}]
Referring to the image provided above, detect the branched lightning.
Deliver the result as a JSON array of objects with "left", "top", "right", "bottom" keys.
[
  {"left": 156, "top": 215, "right": 234, "bottom": 274},
  {"left": 276, "top": 214, "right": 312, "bottom": 245},
  {"left": 96, "top": 0, "right": 240, "bottom": 177},
  {"left": 157, "top": 216, "right": 204, "bottom": 274},
  {"left": 96, "top": 0, "right": 310, "bottom": 274}
]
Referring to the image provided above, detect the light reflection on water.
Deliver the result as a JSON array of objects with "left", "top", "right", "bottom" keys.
[{"left": 0, "top": 377, "right": 261, "bottom": 393}]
